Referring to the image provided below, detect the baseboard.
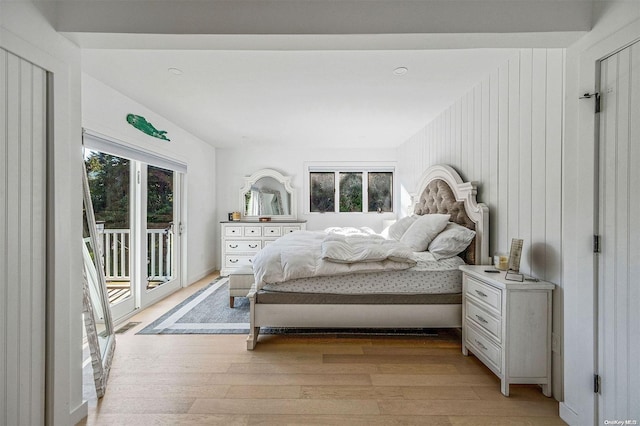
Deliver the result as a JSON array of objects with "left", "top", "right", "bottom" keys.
[
  {"left": 187, "top": 267, "right": 218, "bottom": 287},
  {"left": 69, "top": 400, "right": 88, "bottom": 425},
  {"left": 560, "top": 402, "right": 580, "bottom": 425}
]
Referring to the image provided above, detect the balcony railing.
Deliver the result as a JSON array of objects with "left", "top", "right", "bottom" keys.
[{"left": 100, "top": 229, "right": 173, "bottom": 281}]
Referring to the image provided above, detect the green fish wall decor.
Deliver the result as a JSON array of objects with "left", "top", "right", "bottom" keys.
[{"left": 126, "top": 114, "right": 170, "bottom": 141}]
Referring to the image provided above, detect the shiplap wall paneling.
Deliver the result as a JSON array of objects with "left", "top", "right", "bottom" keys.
[
  {"left": 396, "top": 50, "right": 564, "bottom": 401},
  {"left": 1, "top": 48, "right": 48, "bottom": 426},
  {"left": 598, "top": 41, "right": 640, "bottom": 422},
  {"left": 397, "top": 49, "right": 563, "bottom": 282}
]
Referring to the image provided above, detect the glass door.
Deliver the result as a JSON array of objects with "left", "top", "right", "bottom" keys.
[
  {"left": 84, "top": 147, "right": 183, "bottom": 320},
  {"left": 84, "top": 149, "right": 136, "bottom": 320},
  {"left": 139, "top": 164, "right": 181, "bottom": 306}
]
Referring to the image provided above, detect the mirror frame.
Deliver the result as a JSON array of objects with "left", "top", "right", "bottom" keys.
[
  {"left": 82, "top": 164, "right": 116, "bottom": 398},
  {"left": 239, "top": 169, "right": 297, "bottom": 220}
]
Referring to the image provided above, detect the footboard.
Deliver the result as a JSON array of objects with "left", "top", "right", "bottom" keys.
[{"left": 246, "top": 290, "right": 462, "bottom": 350}]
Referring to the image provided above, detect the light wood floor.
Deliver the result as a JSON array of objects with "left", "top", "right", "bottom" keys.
[{"left": 79, "top": 273, "right": 566, "bottom": 426}]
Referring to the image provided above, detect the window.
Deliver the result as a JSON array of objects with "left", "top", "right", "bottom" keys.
[{"left": 308, "top": 166, "right": 394, "bottom": 213}]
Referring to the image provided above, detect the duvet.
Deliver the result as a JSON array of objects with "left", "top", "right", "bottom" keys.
[{"left": 251, "top": 228, "right": 417, "bottom": 289}]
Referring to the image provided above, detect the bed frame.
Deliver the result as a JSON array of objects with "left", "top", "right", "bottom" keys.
[{"left": 247, "top": 164, "right": 489, "bottom": 350}]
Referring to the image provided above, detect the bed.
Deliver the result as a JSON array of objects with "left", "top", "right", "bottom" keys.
[{"left": 246, "top": 164, "right": 489, "bottom": 350}]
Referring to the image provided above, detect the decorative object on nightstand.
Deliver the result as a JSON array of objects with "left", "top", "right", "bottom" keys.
[
  {"left": 460, "top": 265, "right": 555, "bottom": 397},
  {"left": 507, "top": 238, "right": 523, "bottom": 272}
]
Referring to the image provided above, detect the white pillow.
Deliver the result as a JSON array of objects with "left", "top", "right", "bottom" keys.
[
  {"left": 387, "top": 215, "right": 418, "bottom": 240},
  {"left": 400, "top": 214, "right": 450, "bottom": 251},
  {"left": 428, "top": 222, "right": 476, "bottom": 260}
]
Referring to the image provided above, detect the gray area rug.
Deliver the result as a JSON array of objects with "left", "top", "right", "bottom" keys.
[
  {"left": 138, "top": 277, "right": 461, "bottom": 339},
  {"left": 138, "top": 277, "right": 250, "bottom": 334}
]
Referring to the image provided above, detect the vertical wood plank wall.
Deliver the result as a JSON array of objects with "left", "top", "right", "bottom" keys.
[
  {"left": 0, "top": 48, "right": 47, "bottom": 425},
  {"left": 397, "top": 49, "right": 564, "bottom": 284}
]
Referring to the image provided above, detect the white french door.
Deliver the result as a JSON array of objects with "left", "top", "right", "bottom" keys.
[
  {"left": 138, "top": 163, "right": 182, "bottom": 307},
  {"left": 83, "top": 134, "right": 185, "bottom": 321},
  {"left": 597, "top": 40, "right": 640, "bottom": 423}
]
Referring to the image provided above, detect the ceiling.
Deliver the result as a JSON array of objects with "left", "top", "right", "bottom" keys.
[
  {"left": 51, "top": 0, "right": 592, "bottom": 149},
  {"left": 81, "top": 48, "right": 520, "bottom": 149}
]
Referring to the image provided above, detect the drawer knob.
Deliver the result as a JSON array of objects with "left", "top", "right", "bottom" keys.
[
  {"left": 229, "top": 244, "right": 238, "bottom": 248},
  {"left": 249, "top": 244, "right": 258, "bottom": 249},
  {"left": 229, "top": 259, "right": 238, "bottom": 263},
  {"left": 475, "top": 339, "right": 488, "bottom": 351},
  {"left": 475, "top": 314, "right": 488, "bottom": 324},
  {"left": 475, "top": 289, "right": 488, "bottom": 298}
]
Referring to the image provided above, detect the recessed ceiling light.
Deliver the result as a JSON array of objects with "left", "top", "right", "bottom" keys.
[
  {"left": 168, "top": 67, "right": 183, "bottom": 75},
  {"left": 393, "top": 67, "right": 408, "bottom": 76}
]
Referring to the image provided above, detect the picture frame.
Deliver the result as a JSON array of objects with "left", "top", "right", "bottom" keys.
[{"left": 508, "top": 238, "right": 524, "bottom": 273}]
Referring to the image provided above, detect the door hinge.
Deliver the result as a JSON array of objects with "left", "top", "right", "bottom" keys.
[
  {"left": 179, "top": 221, "right": 184, "bottom": 236},
  {"left": 579, "top": 92, "right": 601, "bottom": 113},
  {"left": 594, "top": 374, "right": 601, "bottom": 394},
  {"left": 594, "top": 235, "right": 601, "bottom": 253},
  {"left": 137, "top": 170, "right": 141, "bottom": 184}
]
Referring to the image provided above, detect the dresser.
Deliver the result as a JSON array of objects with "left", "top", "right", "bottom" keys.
[
  {"left": 459, "top": 265, "right": 555, "bottom": 397},
  {"left": 220, "top": 221, "right": 307, "bottom": 276}
]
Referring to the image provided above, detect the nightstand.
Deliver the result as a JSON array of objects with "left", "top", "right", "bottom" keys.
[{"left": 459, "top": 265, "right": 555, "bottom": 397}]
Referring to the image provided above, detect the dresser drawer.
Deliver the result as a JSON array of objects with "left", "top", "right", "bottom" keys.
[
  {"left": 243, "top": 226, "right": 263, "bottom": 237},
  {"left": 224, "top": 226, "right": 243, "bottom": 237},
  {"left": 282, "top": 226, "right": 301, "bottom": 234},
  {"left": 466, "top": 277, "right": 502, "bottom": 314},
  {"left": 225, "top": 240, "right": 261, "bottom": 253},
  {"left": 263, "top": 226, "right": 282, "bottom": 237},
  {"left": 466, "top": 299, "right": 502, "bottom": 343},
  {"left": 225, "top": 255, "right": 254, "bottom": 268},
  {"left": 466, "top": 325, "right": 502, "bottom": 372}
]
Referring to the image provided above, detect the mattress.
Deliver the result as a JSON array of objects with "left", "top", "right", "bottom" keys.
[{"left": 261, "top": 252, "right": 465, "bottom": 295}]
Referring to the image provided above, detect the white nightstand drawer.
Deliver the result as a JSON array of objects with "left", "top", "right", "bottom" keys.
[
  {"left": 466, "top": 300, "right": 502, "bottom": 342},
  {"left": 282, "top": 226, "right": 301, "bottom": 234},
  {"left": 466, "top": 277, "right": 502, "bottom": 313},
  {"left": 225, "top": 255, "right": 254, "bottom": 268},
  {"left": 225, "top": 240, "right": 261, "bottom": 253},
  {"left": 466, "top": 326, "right": 501, "bottom": 372},
  {"left": 243, "top": 226, "right": 263, "bottom": 237},
  {"left": 263, "top": 226, "right": 282, "bottom": 237},
  {"left": 224, "top": 226, "right": 243, "bottom": 237}
]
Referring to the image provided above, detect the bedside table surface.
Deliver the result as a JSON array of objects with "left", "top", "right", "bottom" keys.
[{"left": 459, "top": 265, "right": 555, "bottom": 290}]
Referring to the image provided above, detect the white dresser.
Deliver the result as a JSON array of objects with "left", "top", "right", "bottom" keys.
[
  {"left": 220, "top": 221, "right": 306, "bottom": 276},
  {"left": 459, "top": 265, "right": 555, "bottom": 397}
]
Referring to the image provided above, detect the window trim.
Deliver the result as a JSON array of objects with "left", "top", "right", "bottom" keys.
[{"left": 304, "top": 162, "right": 396, "bottom": 214}]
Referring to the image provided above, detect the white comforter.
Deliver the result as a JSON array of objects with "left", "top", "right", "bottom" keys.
[{"left": 252, "top": 228, "right": 417, "bottom": 289}]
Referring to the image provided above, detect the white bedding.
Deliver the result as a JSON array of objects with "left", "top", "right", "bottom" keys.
[
  {"left": 261, "top": 253, "right": 465, "bottom": 295},
  {"left": 251, "top": 229, "right": 417, "bottom": 290}
]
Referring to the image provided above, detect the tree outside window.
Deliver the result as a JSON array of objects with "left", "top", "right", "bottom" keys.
[{"left": 308, "top": 168, "right": 393, "bottom": 213}]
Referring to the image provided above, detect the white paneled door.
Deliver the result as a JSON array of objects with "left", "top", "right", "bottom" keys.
[
  {"left": 0, "top": 48, "right": 48, "bottom": 425},
  {"left": 598, "top": 41, "right": 640, "bottom": 423}
]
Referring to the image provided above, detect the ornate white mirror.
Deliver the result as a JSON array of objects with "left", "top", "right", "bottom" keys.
[
  {"left": 240, "top": 169, "right": 297, "bottom": 220},
  {"left": 82, "top": 164, "right": 116, "bottom": 398}
]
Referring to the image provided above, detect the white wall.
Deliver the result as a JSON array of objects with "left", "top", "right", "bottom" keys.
[
  {"left": 396, "top": 48, "right": 565, "bottom": 399},
  {"left": 82, "top": 74, "right": 218, "bottom": 285},
  {"left": 561, "top": 2, "right": 640, "bottom": 425},
  {"left": 0, "top": 3, "right": 85, "bottom": 425},
  {"left": 215, "top": 147, "right": 398, "bottom": 265}
]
